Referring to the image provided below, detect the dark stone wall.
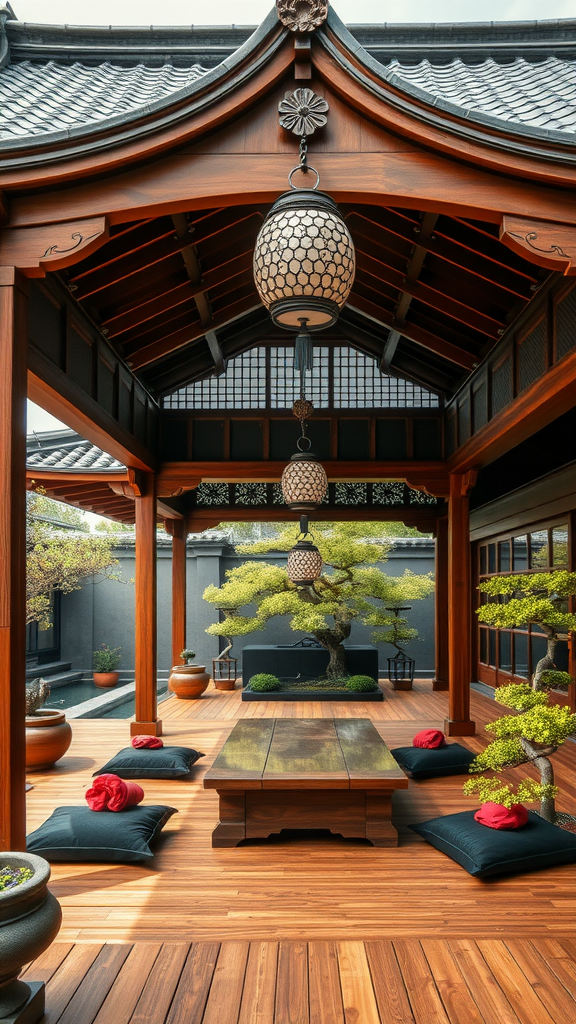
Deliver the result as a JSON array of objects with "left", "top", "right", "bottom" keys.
[{"left": 60, "top": 535, "right": 436, "bottom": 680}]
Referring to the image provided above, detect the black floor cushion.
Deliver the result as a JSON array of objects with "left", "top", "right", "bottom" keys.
[
  {"left": 390, "top": 743, "right": 475, "bottom": 778},
  {"left": 27, "top": 805, "right": 177, "bottom": 862},
  {"left": 409, "top": 809, "right": 576, "bottom": 878},
  {"left": 94, "top": 746, "right": 204, "bottom": 779}
]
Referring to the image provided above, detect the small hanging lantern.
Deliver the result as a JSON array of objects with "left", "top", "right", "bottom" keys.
[
  {"left": 287, "top": 515, "right": 323, "bottom": 586},
  {"left": 253, "top": 88, "right": 355, "bottom": 331},
  {"left": 281, "top": 398, "right": 328, "bottom": 510}
]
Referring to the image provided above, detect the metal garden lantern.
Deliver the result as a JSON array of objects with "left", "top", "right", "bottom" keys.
[
  {"left": 287, "top": 515, "right": 323, "bottom": 586},
  {"left": 385, "top": 605, "right": 416, "bottom": 691}
]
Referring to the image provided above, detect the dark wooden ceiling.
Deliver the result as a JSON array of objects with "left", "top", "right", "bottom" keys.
[{"left": 61, "top": 201, "right": 545, "bottom": 401}]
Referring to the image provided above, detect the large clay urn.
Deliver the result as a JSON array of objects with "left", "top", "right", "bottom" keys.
[
  {"left": 0, "top": 852, "right": 62, "bottom": 1020},
  {"left": 25, "top": 709, "right": 72, "bottom": 771},
  {"left": 168, "top": 664, "right": 210, "bottom": 699}
]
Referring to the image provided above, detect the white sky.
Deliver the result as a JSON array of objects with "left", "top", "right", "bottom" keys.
[{"left": 9, "top": 1, "right": 576, "bottom": 27}]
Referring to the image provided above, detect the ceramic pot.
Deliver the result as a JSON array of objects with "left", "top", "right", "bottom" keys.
[
  {"left": 0, "top": 852, "right": 62, "bottom": 1019},
  {"left": 25, "top": 710, "right": 72, "bottom": 771},
  {"left": 168, "top": 664, "right": 210, "bottom": 699},
  {"left": 93, "top": 671, "right": 120, "bottom": 688},
  {"left": 215, "top": 679, "right": 236, "bottom": 691}
]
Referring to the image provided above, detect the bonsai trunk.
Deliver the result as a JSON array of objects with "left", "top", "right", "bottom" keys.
[
  {"left": 313, "top": 611, "right": 352, "bottom": 680},
  {"left": 532, "top": 629, "right": 557, "bottom": 691},
  {"left": 521, "top": 737, "right": 557, "bottom": 822}
]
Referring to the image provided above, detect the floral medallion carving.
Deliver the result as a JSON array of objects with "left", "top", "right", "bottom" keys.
[
  {"left": 278, "top": 88, "right": 329, "bottom": 136},
  {"left": 276, "top": 0, "right": 328, "bottom": 33}
]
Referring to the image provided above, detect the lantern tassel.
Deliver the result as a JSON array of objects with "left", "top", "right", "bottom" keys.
[{"left": 294, "top": 321, "right": 313, "bottom": 397}]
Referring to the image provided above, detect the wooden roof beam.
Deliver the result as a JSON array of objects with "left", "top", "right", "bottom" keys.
[
  {"left": 347, "top": 296, "right": 478, "bottom": 370},
  {"left": 129, "top": 295, "right": 262, "bottom": 370},
  {"left": 172, "top": 213, "right": 212, "bottom": 325},
  {"left": 205, "top": 330, "right": 225, "bottom": 375},
  {"left": 395, "top": 212, "right": 438, "bottom": 325},
  {"left": 380, "top": 330, "right": 401, "bottom": 373},
  {"left": 356, "top": 249, "right": 503, "bottom": 339}
]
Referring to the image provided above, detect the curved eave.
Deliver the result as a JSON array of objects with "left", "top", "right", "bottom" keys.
[
  {"left": 318, "top": 9, "right": 576, "bottom": 186},
  {"left": 0, "top": 9, "right": 289, "bottom": 186}
]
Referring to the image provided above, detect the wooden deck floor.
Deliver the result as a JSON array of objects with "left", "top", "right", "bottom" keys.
[{"left": 25, "top": 682, "right": 576, "bottom": 1023}]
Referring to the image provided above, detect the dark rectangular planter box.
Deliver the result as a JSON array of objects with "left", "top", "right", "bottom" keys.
[
  {"left": 242, "top": 688, "right": 384, "bottom": 701},
  {"left": 241, "top": 644, "right": 379, "bottom": 685}
]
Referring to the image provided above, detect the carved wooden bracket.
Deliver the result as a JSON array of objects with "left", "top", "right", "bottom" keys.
[
  {"left": 157, "top": 467, "right": 201, "bottom": 498},
  {"left": 500, "top": 216, "right": 576, "bottom": 276},
  {"left": 0, "top": 217, "right": 109, "bottom": 278},
  {"left": 108, "top": 468, "right": 144, "bottom": 500},
  {"left": 452, "top": 469, "right": 478, "bottom": 498},
  {"left": 404, "top": 477, "right": 450, "bottom": 499}
]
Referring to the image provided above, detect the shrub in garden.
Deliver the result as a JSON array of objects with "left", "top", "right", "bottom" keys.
[
  {"left": 248, "top": 674, "right": 281, "bottom": 692},
  {"left": 345, "top": 675, "right": 378, "bottom": 692}
]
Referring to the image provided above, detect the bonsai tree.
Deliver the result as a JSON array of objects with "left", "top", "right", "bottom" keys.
[
  {"left": 464, "top": 682, "right": 576, "bottom": 822},
  {"left": 203, "top": 522, "right": 434, "bottom": 679},
  {"left": 27, "top": 491, "right": 120, "bottom": 629},
  {"left": 180, "top": 649, "right": 196, "bottom": 664},
  {"left": 477, "top": 570, "right": 576, "bottom": 690}
]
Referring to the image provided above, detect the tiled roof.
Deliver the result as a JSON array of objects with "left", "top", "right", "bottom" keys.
[
  {"left": 0, "top": 60, "right": 210, "bottom": 139},
  {"left": 388, "top": 56, "right": 576, "bottom": 134},
  {"left": 27, "top": 434, "right": 125, "bottom": 472}
]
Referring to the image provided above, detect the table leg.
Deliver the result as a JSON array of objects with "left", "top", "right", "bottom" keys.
[
  {"left": 212, "top": 790, "right": 246, "bottom": 847},
  {"left": 365, "top": 791, "right": 398, "bottom": 847}
]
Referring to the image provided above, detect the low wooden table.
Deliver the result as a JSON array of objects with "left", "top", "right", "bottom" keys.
[{"left": 203, "top": 718, "right": 409, "bottom": 847}]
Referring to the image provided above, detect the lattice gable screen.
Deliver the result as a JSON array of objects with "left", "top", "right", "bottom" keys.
[{"left": 163, "top": 345, "right": 440, "bottom": 410}]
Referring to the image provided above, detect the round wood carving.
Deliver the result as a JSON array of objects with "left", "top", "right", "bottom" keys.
[{"left": 276, "top": 0, "right": 328, "bottom": 33}]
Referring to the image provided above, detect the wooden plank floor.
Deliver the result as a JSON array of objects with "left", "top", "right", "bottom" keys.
[
  {"left": 24, "top": 937, "right": 576, "bottom": 1024},
  {"left": 24, "top": 682, "right": 576, "bottom": 1022}
]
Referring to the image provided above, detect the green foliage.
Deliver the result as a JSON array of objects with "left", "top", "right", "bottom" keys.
[
  {"left": 540, "top": 670, "right": 574, "bottom": 690},
  {"left": 345, "top": 675, "right": 378, "bottom": 692},
  {"left": 248, "top": 673, "right": 280, "bottom": 692},
  {"left": 27, "top": 491, "right": 120, "bottom": 628},
  {"left": 180, "top": 649, "right": 196, "bottom": 663},
  {"left": 204, "top": 523, "right": 434, "bottom": 674},
  {"left": 494, "top": 683, "right": 549, "bottom": 711},
  {"left": 30, "top": 493, "right": 90, "bottom": 531},
  {"left": 93, "top": 644, "right": 122, "bottom": 672},
  {"left": 469, "top": 737, "right": 526, "bottom": 772},
  {"left": 487, "top": 704, "right": 576, "bottom": 746},
  {"left": 477, "top": 571, "right": 576, "bottom": 634},
  {"left": 463, "top": 776, "right": 557, "bottom": 809}
]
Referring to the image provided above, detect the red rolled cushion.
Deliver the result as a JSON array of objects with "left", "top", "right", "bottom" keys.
[
  {"left": 85, "top": 774, "right": 144, "bottom": 813},
  {"left": 474, "top": 802, "right": 529, "bottom": 830},
  {"left": 412, "top": 729, "right": 446, "bottom": 749},
  {"left": 131, "top": 735, "right": 164, "bottom": 749}
]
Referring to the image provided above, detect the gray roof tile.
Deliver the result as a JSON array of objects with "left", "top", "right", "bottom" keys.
[
  {"left": 0, "top": 60, "right": 210, "bottom": 139},
  {"left": 388, "top": 56, "right": 576, "bottom": 133},
  {"left": 27, "top": 437, "right": 125, "bottom": 472}
]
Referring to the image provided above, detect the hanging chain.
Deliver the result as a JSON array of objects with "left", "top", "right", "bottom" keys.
[{"left": 299, "top": 136, "right": 308, "bottom": 170}]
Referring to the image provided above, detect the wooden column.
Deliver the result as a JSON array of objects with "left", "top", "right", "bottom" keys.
[
  {"left": 166, "top": 519, "right": 187, "bottom": 670},
  {"left": 432, "top": 517, "right": 449, "bottom": 691},
  {"left": 131, "top": 472, "right": 162, "bottom": 737},
  {"left": 0, "top": 268, "right": 28, "bottom": 850},
  {"left": 445, "top": 472, "right": 476, "bottom": 736}
]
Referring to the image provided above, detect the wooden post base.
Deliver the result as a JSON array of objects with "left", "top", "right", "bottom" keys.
[
  {"left": 444, "top": 718, "right": 476, "bottom": 736},
  {"left": 432, "top": 679, "right": 449, "bottom": 691},
  {"left": 130, "top": 720, "right": 163, "bottom": 738}
]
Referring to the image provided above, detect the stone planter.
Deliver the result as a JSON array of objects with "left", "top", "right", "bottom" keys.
[
  {"left": 0, "top": 852, "right": 62, "bottom": 1021},
  {"left": 25, "top": 710, "right": 72, "bottom": 771},
  {"left": 93, "top": 671, "right": 120, "bottom": 688},
  {"left": 168, "top": 664, "right": 211, "bottom": 699}
]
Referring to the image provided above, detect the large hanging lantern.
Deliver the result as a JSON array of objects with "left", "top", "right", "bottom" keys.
[
  {"left": 253, "top": 87, "right": 355, "bottom": 331},
  {"left": 281, "top": 399, "right": 328, "bottom": 510},
  {"left": 287, "top": 516, "right": 323, "bottom": 586},
  {"left": 253, "top": 188, "right": 355, "bottom": 330}
]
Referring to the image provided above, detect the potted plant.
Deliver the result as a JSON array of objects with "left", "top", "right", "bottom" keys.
[
  {"left": 93, "top": 643, "right": 122, "bottom": 687},
  {"left": 212, "top": 612, "right": 238, "bottom": 691},
  {"left": 0, "top": 852, "right": 62, "bottom": 1020},
  {"left": 464, "top": 682, "right": 576, "bottom": 826},
  {"left": 168, "top": 648, "right": 211, "bottom": 699},
  {"left": 25, "top": 678, "right": 72, "bottom": 771}
]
